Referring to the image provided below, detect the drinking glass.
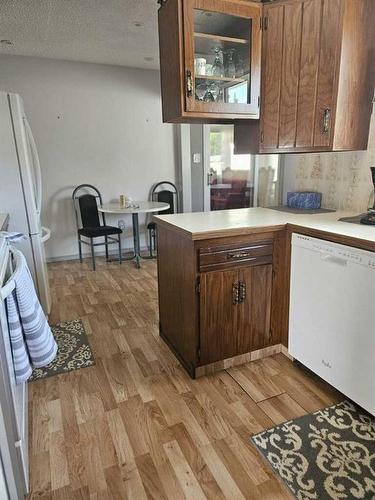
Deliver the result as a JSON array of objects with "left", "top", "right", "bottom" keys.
[
  {"left": 203, "top": 85, "right": 215, "bottom": 102},
  {"left": 209, "top": 83, "right": 220, "bottom": 102},
  {"left": 225, "top": 49, "right": 236, "bottom": 79},
  {"left": 236, "top": 55, "right": 245, "bottom": 77},
  {"left": 195, "top": 83, "right": 206, "bottom": 101},
  {"left": 212, "top": 48, "right": 224, "bottom": 78}
]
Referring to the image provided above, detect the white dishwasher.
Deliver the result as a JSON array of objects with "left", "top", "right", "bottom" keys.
[{"left": 289, "top": 233, "right": 375, "bottom": 415}]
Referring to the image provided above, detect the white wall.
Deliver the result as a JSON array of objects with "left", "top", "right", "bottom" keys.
[
  {"left": 190, "top": 124, "right": 204, "bottom": 212},
  {"left": 0, "top": 54, "right": 177, "bottom": 260},
  {"left": 283, "top": 110, "right": 375, "bottom": 213}
]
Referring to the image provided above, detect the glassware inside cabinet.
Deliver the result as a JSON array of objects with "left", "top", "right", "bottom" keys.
[{"left": 193, "top": 9, "right": 251, "bottom": 106}]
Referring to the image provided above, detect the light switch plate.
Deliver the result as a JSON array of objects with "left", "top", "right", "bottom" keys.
[{"left": 193, "top": 153, "right": 201, "bottom": 164}]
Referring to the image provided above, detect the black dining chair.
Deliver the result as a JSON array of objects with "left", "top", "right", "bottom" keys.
[
  {"left": 147, "top": 181, "right": 179, "bottom": 257},
  {"left": 72, "top": 184, "right": 123, "bottom": 270}
]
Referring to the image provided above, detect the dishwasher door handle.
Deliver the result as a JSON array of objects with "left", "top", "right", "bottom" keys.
[{"left": 321, "top": 254, "right": 348, "bottom": 266}]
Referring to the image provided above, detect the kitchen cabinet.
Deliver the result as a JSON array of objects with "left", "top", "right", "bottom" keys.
[
  {"left": 200, "top": 269, "right": 239, "bottom": 363},
  {"left": 200, "top": 263, "right": 272, "bottom": 364},
  {"left": 234, "top": 0, "right": 375, "bottom": 153},
  {"left": 156, "top": 222, "right": 288, "bottom": 378},
  {"left": 158, "top": 0, "right": 262, "bottom": 123}
]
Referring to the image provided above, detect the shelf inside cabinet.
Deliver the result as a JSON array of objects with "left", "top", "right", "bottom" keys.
[
  {"left": 194, "top": 33, "right": 248, "bottom": 45},
  {"left": 194, "top": 32, "right": 249, "bottom": 54},
  {"left": 195, "top": 75, "right": 247, "bottom": 83}
]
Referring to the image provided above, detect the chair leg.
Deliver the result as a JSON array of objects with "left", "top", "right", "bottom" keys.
[
  {"left": 78, "top": 238, "right": 83, "bottom": 263},
  {"left": 152, "top": 230, "right": 157, "bottom": 254},
  {"left": 148, "top": 228, "right": 153, "bottom": 257},
  {"left": 105, "top": 236, "right": 109, "bottom": 261},
  {"left": 90, "top": 238, "right": 96, "bottom": 271},
  {"left": 118, "top": 235, "right": 122, "bottom": 264}
]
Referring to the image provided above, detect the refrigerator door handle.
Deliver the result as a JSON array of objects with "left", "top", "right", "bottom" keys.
[
  {"left": 41, "top": 227, "right": 51, "bottom": 243},
  {"left": 23, "top": 118, "right": 42, "bottom": 219}
]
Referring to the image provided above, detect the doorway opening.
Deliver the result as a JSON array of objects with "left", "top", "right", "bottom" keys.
[{"left": 198, "top": 125, "right": 282, "bottom": 212}]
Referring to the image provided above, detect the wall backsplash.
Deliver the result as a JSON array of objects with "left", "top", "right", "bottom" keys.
[{"left": 283, "top": 110, "right": 375, "bottom": 213}]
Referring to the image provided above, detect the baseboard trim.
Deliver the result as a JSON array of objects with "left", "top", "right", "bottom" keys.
[
  {"left": 195, "top": 344, "right": 284, "bottom": 378},
  {"left": 280, "top": 344, "right": 293, "bottom": 360},
  {"left": 46, "top": 246, "right": 151, "bottom": 263}
]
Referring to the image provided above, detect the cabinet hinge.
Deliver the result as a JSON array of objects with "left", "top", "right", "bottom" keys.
[
  {"left": 195, "top": 279, "right": 201, "bottom": 294},
  {"left": 257, "top": 95, "right": 260, "bottom": 108},
  {"left": 260, "top": 131, "right": 264, "bottom": 143},
  {"left": 186, "top": 70, "right": 193, "bottom": 98},
  {"left": 197, "top": 348, "right": 201, "bottom": 361},
  {"left": 260, "top": 17, "right": 268, "bottom": 31}
]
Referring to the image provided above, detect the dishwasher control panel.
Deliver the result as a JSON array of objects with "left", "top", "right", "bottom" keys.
[{"left": 292, "top": 234, "right": 375, "bottom": 269}]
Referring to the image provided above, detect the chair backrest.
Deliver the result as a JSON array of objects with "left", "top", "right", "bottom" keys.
[
  {"left": 151, "top": 181, "right": 179, "bottom": 214},
  {"left": 72, "top": 184, "right": 105, "bottom": 229},
  {"left": 156, "top": 190, "right": 175, "bottom": 215},
  {"left": 78, "top": 194, "right": 101, "bottom": 228}
]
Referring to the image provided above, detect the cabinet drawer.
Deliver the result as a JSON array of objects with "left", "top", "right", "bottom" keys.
[{"left": 199, "top": 241, "right": 273, "bottom": 272}]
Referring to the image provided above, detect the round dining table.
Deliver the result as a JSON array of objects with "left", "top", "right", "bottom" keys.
[{"left": 98, "top": 201, "right": 170, "bottom": 268}]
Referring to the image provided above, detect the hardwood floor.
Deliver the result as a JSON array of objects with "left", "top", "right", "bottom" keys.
[{"left": 28, "top": 258, "right": 342, "bottom": 499}]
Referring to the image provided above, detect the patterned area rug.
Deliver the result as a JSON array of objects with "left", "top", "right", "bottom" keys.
[
  {"left": 29, "top": 319, "right": 95, "bottom": 381},
  {"left": 252, "top": 400, "right": 375, "bottom": 500}
]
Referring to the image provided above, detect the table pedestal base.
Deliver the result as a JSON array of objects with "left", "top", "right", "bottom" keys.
[{"left": 108, "top": 213, "right": 156, "bottom": 268}]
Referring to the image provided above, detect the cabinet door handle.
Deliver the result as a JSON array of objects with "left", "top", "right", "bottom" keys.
[
  {"left": 238, "top": 281, "right": 247, "bottom": 303},
  {"left": 232, "top": 282, "right": 240, "bottom": 305},
  {"left": 186, "top": 70, "right": 193, "bottom": 98},
  {"left": 322, "top": 108, "right": 331, "bottom": 134}
]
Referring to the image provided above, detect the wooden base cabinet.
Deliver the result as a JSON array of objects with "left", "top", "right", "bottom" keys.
[
  {"left": 234, "top": 0, "right": 375, "bottom": 153},
  {"left": 156, "top": 223, "right": 288, "bottom": 378},
  {"left": 200, "top": 264, "right": 272, "bottom": 364}
]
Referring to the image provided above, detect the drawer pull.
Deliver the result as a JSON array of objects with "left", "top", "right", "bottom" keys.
[
  {"left": 227, "top": 252, "right": 256, "bottom": 260},
  {"left": 227, "top": 245, "right": 269, "bottom": 260},
  {"left": 232, "top": 282, "right": 240, "bottom": 305},
  {"left": 239, "top": 281, "right": 247, "bottom": 303}
]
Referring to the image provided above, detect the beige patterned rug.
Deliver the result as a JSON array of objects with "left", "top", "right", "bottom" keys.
[
  {"left": 29, "top": 319, "right": 95, "bottom": 381},
  {"left": 252, "top": 400, "right": 375, "bottom": 500}
]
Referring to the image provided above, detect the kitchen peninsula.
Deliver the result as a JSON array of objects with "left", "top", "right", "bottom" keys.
[{"left": 155, "top": 208, "right": 375, "bottom": 378}]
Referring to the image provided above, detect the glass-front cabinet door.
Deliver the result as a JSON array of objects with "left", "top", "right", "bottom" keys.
[{"left": 183, "top": 0, "right": 261, "bottom": 118}]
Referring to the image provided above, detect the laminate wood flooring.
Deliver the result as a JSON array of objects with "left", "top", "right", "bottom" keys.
[{"left": 28, "top": 258, "right": 342, "bottom": 499}]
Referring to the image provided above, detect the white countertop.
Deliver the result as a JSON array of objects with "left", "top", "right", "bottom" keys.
[
  {"left": 155, "top": 207, "right": 375, "bottom": 245},
  {"left": 0, "top": 214, "right": 9, "bottom": 231}
]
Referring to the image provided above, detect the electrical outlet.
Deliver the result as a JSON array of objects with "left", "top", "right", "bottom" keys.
[{"left": 118, "top": 219, "right": 125, "bottom": 230}]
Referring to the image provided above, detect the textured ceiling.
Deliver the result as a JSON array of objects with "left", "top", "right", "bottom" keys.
[{"left": 0, "top": 0, "right": 161, "bottom": 70}]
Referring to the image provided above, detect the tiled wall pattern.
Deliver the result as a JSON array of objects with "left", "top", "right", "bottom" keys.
[{"left": 284, "top": 111, "right": 375, "bottom": 213}]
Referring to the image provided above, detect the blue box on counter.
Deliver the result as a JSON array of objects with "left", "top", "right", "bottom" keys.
[{"left": 287, "top": 191, "right": 322, "bottom": 209}]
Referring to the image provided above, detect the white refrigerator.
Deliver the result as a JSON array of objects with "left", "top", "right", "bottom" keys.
[{"left": 0, "top": 91, "right": 51, "bottom": 315}]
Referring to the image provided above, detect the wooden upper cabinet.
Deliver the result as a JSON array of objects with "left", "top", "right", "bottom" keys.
[
  {"left": 234, "top": 0, "right": 375, "bottom": 154},
  {"left": 158, "top": 0, "right": 262, "bottom": 123}
]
